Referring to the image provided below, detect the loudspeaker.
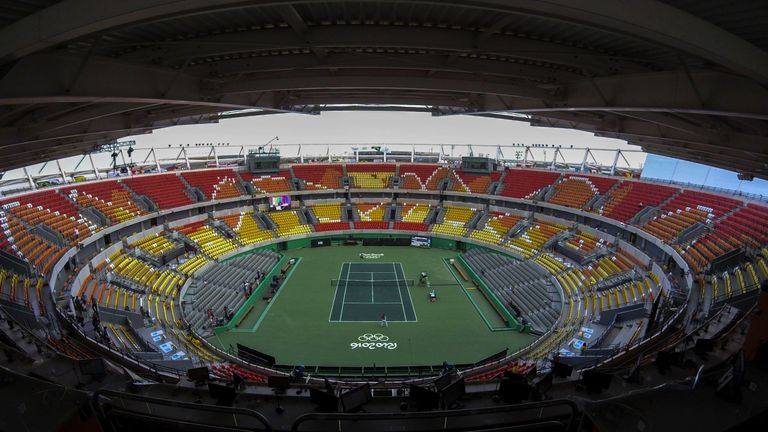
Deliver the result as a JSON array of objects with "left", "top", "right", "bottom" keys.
[
  {"left": 208, "top": 382, "right": 237, "bottom": 406},
  {"left": 756, "top": 341, "right": 768, "bottom": 371},
  {"left": 408, "top": 385, "right": 440, "bottom": 411},
  {"left": 77, "top": 358, "right": 107, "bottom": 380},
  {"left": 187, "top": 366, "right": 210, "bottom": 383},
  {"left": 340, "top": 384, "right": 372, "bottom": 413},
  {"left": 309, "top": 387, "right": 339, "bottom": 412},
  {"left": 552, "top": 360, "right": 573, "bottom": 378},
  {"left": 268, "top": 375, "right": 291, "bottom": 391},
  {"left": 694, "top": 338, "right": 715, "bottom": 355},
  {"left": 581, "top": 370, "right": 612, "bottom": 394}
]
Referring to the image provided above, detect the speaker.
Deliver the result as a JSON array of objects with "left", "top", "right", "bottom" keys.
[
  {"left": 187, "top": 366, "right": 210, "bottom": 383},
  {"left": 408, "top": 385, "right": 440, "bottom": 411},
  {"left": 208, "top": 382, "right": 237, "bottom": 406},
  {"left": 309, "top": 387, "right": 339, "bottom": 412},
  {"left": 581, "top": 370, "right": 612, "bottom": 394},
  {"left": 756, "top": 341, "right": 768, "bottom": 371},
  {"left": 694, "top": 338, "right": 715, "bottom": 355},
  {"left": 552, "top": 360, "right": 573, "bottom": 378},
  {"left": 340, "top": 384, "right": 372, "bottom": 413},
  {"left": 77, "top": 358, "right": 107, "bottom": 380}
]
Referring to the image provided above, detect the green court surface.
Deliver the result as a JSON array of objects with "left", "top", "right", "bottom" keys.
[
  {"left": 208, "top": 245, "right": 537, "bottom": 367},
  {"left": 329, "top": 262, "right": 417, "bottom": 322}
]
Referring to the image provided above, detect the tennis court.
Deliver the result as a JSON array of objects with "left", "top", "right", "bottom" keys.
[{"left": 329, "top": 262, "right": 417, "bottom": 322}]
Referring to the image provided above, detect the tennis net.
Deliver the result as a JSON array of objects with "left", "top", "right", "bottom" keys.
[{"left": 331, "top": 279, "right": 415, "bottom": 286}]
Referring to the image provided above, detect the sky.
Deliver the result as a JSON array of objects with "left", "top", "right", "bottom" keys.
[
  {"left": 125, "top": 110, "right": 643, "bottom": 167},
  {"left": 2, "top": 111, "right": 645, "bottom": 187},
  {"left": 641, "top": 154, "right": 768, "bottom": 197}
]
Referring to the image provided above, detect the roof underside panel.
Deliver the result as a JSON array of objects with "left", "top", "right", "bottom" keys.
[{"left": 0, "top": 0, "right": 766, "bottom": 177}]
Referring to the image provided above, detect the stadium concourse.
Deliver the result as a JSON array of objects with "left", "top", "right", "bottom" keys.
[{"left": 0, "top": 160, "right": 766, "bottom": 430}]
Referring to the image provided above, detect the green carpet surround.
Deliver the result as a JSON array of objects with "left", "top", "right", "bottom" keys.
[
  {"left": 208, "top": 245, "right": 538, "bottom": 367},
  {"left": 329, "top": 262, "right": 417, "bottom": 322}
]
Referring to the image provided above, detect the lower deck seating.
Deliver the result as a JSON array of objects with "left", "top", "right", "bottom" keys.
[
  {"left": 183, "top": 251, "right": 280, "bottom": 335},
  {"left": 354, "top": 221, "right": 389, "bottom": 229},
  {"left": 464, "top": 249, "right": 561, "bottom": 333},
  {"left": 314, "top": 221, "right": 350, "bottom": 232},
  {"left": 185, "top": 226, "right": 238, "bottom": 259},
  {"left": 311, "top": 203, "right": 342, "bottom": 222},
  {"left": 269, "top": 210, "right": 312, "bottom": 237},
  {"left": 400, "top": 203, "right": 432, "bottom": 223},
  {"left": 506, "top": 222, "right": 566, "bottom": 259},
  {"left": 221, "top": 212, "right": 274, "bottom": 245},
  {"left": 393, "top": 222, "right": 430, "bottom": 231},
  {"left": 356, "top": 203, "right": 387, "bottom": 221}
]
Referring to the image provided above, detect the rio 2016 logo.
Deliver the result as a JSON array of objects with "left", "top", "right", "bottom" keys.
[{"left": 350, "top": 333, "right": 397, "bottom": 350}]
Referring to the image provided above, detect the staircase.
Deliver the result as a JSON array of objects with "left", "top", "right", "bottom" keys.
[
  {"left": 489, "top": 170, "right": 507, "bottom": 195},
  {"left": 120, "top": 180, "right": 157, "bottom": 212},
  {"left": 590, "top": 180, "right": 622, "bottom": 212}
]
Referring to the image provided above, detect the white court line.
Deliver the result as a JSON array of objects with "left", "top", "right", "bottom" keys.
[
  {"left": 393, "top": 262, "right": 407, "bottom": 321},
  {"left": 341, "top": 266, "right": 350, "bottom": 317},
  {"left": 371, "top": 272, "right": 375, "bottom": 303},
  {"left": 328, "top": 262, "right": 347, "bottom": 322},
  {"left": 400, "top": 263, "right": 418, "bottom": 322}
]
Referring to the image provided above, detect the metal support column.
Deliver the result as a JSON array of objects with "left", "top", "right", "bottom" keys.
[
  {"left": 24, "top": 167, "right": 35, "bottom": 190},
  {"left": 88, "top": 153, "right": 100, "bottom": 180},
  {"left": 56, "top": 159, "right": 67, "bottom": 183},
  {"left": 151, "top": 149, "right": 161, "bottom": 172},
  {"left": 183, "top": 148, "right": 191, "bottom": 170},
  {"left": 611, "top": 150, "right": 621, "bottom": 176}
]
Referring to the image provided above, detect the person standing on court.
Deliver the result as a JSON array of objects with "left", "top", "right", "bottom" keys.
[{"left": 380, "top": 313, "right": 388, "bottom": 328}]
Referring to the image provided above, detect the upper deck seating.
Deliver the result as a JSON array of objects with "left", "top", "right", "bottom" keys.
[
  {"left": 181, "top": 169, "right": 242, "bottom": 200},
  {"left": 68, "top": 180, "right": 143, "bottom": 224},
  {"left": 548, "top": 174, "right": 617, "bottom": 209},
  {"left": 600, "top": 181, "right": 677, "bottom": 223},
  {"left": 347, "top": 164, "right": 395, "bottom": 189},
  {"left": 123, "top": 173, "right": 194, "bottom": 210},
  {"left": 240, "top": 170, "right": 294, "bottom": 194},
  {"left": 291, "top": 164, "right": 343, "bottom": 189},
  {"left": 399, "top": 164, "right": 449, "bottom": 190},
  {"left": 452, "top": 170, "right": 501, "bottom": 194},
  {"left": 499, "top": 169, "right": 560, "bottom": 199}
]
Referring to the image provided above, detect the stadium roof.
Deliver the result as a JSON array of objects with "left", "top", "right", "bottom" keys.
[{"left": 0, "top": 0, "right": 767, "bottom": 177}]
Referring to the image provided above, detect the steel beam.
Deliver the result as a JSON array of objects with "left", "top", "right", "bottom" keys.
[{"left": 3, "top": 0, "right": 766, "bottom": 83}]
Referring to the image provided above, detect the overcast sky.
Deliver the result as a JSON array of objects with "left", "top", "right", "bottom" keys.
[
  {"left": 127, "top": 111, "right": 645, "bottom": 167},
  {"left": 3, "top": 111, "right": 645, "bottom": 184}
]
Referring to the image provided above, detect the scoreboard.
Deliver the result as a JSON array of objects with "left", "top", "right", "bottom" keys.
[
  {"left": 461, "top": 156, "right": 495, "bottom": 174},
  {"left": 246, "top": 151, "right": 281, "bottom": 173}
]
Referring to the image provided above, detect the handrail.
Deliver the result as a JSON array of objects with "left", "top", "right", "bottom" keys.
[
  {"left": 92, "top": 389, "right": 272, "bottom": 432},
  {"left": 291, "top": 399, "right": 579, "bottom": 432}
]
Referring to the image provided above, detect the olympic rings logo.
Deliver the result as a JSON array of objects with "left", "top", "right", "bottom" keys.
[
  {"left": 350, "top": 333, "right": 397, "bottom": 350},
  {"left": 358, "top": 333, "right": 389, "bottom": 342}
]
